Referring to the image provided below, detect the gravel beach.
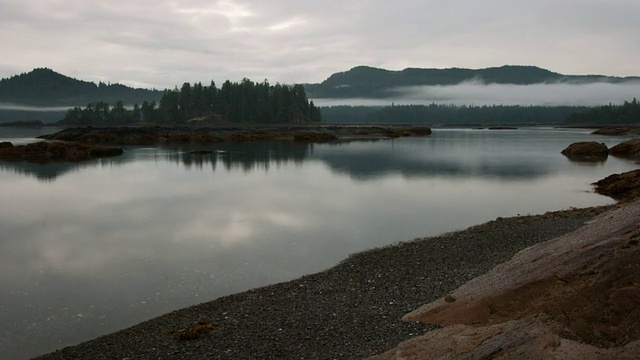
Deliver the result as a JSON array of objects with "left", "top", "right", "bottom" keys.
[{"left": 35, "top": 205, "right": 613, "bottom": 360}]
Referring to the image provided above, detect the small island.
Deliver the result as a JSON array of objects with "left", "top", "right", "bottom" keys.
[{"left": 37, "top": 125, "right": 432, "bottom": 146}]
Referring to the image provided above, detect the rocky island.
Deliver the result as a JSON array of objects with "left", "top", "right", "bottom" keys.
[
  {"left": 0, "top": 125, "right": 431, "bottom": 164},
  {"left": 37, "top": 125, "right": 433, "bottom": 145},
  {"left": 560, "top": 141, "right": 609, "bottom": 161}
]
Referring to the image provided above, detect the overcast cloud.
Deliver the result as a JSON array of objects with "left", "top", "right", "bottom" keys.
[{"left": 1, "top": 0, "right": 639, "bottom": 90}]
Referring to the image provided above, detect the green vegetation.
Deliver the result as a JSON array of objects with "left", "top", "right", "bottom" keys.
[
  {"left": 305, "top": 65, "right": 640, "bottom": 99},
  {"left": 321, "top": 104, "right": 589, "bottom": 125},
  {"left": 62, "top": 79, "right": 322, "bottom": 125},
  {"left": 567, "top": 98, "right": 640, "bottom": 125},
  {"left": 2, "top": 67, "right": 637, "bottom": 126},
  {"left": 0, "top": 68, "right": 162, "bottom": 106}
]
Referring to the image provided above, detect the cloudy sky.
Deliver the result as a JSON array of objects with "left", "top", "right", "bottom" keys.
[{"left": 1, "top": 0, "right": 639, "bottom": 90}]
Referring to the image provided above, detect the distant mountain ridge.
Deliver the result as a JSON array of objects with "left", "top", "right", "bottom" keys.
[
  {"left": 3, "top": 66, "right": 637, "bottom": 105},
  {"left": 304, "top": 65, "right": 640, "bottom": 98},
  {"left": 0, "top": 68, "right": 163, "bottom": 106},
  {"left": 1, "top": 65, "right": 638, "bottom": 123}
]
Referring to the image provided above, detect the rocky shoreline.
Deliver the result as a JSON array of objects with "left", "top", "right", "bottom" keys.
[
  {"left": 37, "top": 125, "right": 433, "bottom": 145},
  {"left": 0, "top": 124, "right": 431, "bottom": 164},
  {"left": 374, "top": 199, "right": 640, "bottom": 359},
  {"left": 27, "top": 127, "right": 640, "bottom": 358},
  {"left": 36, "top": 205, "right": 613, "bottom": 359}
]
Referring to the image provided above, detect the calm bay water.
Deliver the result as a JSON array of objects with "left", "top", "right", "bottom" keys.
[{"left": 0, "top": 126, "right": 637, "bottom": 358}]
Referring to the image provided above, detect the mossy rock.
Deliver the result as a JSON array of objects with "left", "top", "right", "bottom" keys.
[{"left": 561, "top": 142, "right": 608, "bottom": 161}]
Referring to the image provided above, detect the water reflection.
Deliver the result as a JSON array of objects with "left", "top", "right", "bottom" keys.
[
  {"left": 165, "top": 141, "right": 311, "bottom": 173},
  {"left": 0, "top": 127, "right": 638, "bottom": 359},
  {"left": 0, "top": 131, "right": 594, "bottom": 182},
  {"left": 0, "top": 161, "right": 98, "bottom": 181},
  {"left": 314, "top": 140, "right": 549, "bottom": 180},
  {"left": 0, "top": 141, "right": 314, "bottom": 181}
]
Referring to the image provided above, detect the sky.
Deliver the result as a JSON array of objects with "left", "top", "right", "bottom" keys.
[{"left": 1, "top": 0, "right": 640, "bottom": 90}]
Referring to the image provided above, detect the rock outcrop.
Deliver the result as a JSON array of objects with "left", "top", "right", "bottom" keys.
[
  {"left": 609, "top": 139, "right": 640, "bottom": 159},
  {"left": 0, "top": 141, "right": 123, "bottom": 163},
  {"left": 561, "top": 141, "right": 608, "bottom": 161},
  {"left": 370, "top": 200, "right": 640, "bottom": 359},
  {"left": 594, "top": 169, "right": 640, "bottom": 201},
  {"left": 592, "top": 127, "right": 640, "bottom": 136}
]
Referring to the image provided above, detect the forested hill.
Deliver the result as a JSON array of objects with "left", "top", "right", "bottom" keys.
[
  {"left": 0, "top": 68, "right": 163, "bottom": 106},
  {"left": 304, "top": 65, "right": 640, "bottom": 98}
]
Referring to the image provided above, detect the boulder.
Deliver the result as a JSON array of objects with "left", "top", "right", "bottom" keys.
[
  {"left": 370, "top": 315, "right": 640, "bottom": 360},
  {"left": 609, "top": 139, "right": 640, "bottom": 159},
  {"left": 370, "top": 201, "right": 640, "bottom": 359},
  {"left": 561, "top": 141, "right": 608, "bottom": 161},
  {"left": 593, "top": 169, "right": 640, "bottom": 201}
]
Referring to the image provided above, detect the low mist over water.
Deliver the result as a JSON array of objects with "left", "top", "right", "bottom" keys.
[
  {"left": 0, "top": 103, "right": 73, "bottom": 112},
  {"left": 313, "top": 81, "right": 640, "bottom": 107}
]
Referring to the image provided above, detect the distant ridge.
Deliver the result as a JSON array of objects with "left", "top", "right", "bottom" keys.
[
  {"left": 1, "top": 65, "right": 638, "bottom": 123},
  {"left": 305, "top": 65, "right": 640, "bottom": 98},
  {"left": 0, "top": 68, "right": 163, "bottom": 106},
  {"left": 3, "top": 66, "right": 637, "bottom": 105}
]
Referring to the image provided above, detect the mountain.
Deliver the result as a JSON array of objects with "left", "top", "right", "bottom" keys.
[
  {"left": 2, "top": 66, "right": 638, "bottom": 124},
  {"left": 304, "top": 65, "right": 640, "bottom": 98},
  {"left": 0, "top": 68, "right": 164, "bottom": 123},
  {"left": 0, "top": 68, "right": 164, "bottom": 106}
]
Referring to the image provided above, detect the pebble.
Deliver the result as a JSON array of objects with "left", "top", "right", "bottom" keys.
[{"left": 34, "top": 205, "right": 612, "bottom": 360}]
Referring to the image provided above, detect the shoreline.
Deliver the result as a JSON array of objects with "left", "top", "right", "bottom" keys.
[
  {"left": 36, "top": 204, "right": 614, "bottom": 359},
  {"left": 36, "top": 124, "right": 433, "bottom": 146}
]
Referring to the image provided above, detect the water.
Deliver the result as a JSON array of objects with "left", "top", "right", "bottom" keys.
[{"left": 0, "top": 126, "right": 637, "bottom": 359}]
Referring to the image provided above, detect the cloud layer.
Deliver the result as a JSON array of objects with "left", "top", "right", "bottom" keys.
[
  {"left": 1, "top": 0, "right": 640, "bottom": 89},
  {"left": 313, "top": 81, "right": 640, "bottom": 107}
]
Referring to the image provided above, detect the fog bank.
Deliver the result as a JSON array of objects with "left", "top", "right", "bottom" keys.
[
  {"left": 313, "top": 82, "right": 640, "bottom": 107},
  {"left": 0, "top": 103, "right": 74, "bottom": 112}
]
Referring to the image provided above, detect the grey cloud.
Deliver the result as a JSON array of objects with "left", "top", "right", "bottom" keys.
[{"left": 1, "top": 0, "right": 640, "bottom": 89}]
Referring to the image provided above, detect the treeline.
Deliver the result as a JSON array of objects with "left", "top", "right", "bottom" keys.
[
  {"left": 62, "top": 79, "right": 322, "bottom": 125},
  {"left": 320, "top": 104, "right": 589, "bottom": 125},
  {"left": 304, "top": 65, "right": 640, "bottom": 99},
  {"left": 566, "top": 98, "right": 640, "bottom": 125},
  {"left": 306, "top": 66, "right": 565, "bottom": 98}
]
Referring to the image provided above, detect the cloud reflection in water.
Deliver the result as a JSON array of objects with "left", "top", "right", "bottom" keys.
[{"left": 0, "top": 128, "right": 636, "bottom": 358}]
